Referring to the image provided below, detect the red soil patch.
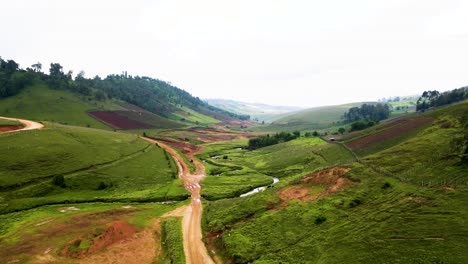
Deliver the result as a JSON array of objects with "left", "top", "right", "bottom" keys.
[
  {"left": 346, "top": 116, "right": 434, "bottom": 150},
  {"left": 279, "top": 167, "right": 352, "bottom": 203},
  {"left": 150, "top": 136, "right": 203, "bottom": 154},
  {"left": 89, "top": 111, "right": 154, "bottom": 129},
  {"left": 0, "top": 125, "right": 23, "bottom": 132},
  {"left": 62, "top": 221, "right": 140, "bottom": 258},
  {"left": 88, "top": 221, "right": 140, "bottom": 254}
]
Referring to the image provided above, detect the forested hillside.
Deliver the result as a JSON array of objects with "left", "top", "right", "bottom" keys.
[{"left": 0, "top": 57, "right": 245, "bottom": 124}]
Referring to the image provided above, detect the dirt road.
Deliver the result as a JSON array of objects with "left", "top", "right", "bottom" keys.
[
  {"left": 0, "top": 116, "right": 44, "bottom": 132},
  {"left": 141, "top": 137, "right": 214, "bottom": 264}
]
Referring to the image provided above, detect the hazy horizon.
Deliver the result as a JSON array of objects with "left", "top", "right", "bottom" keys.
[{"left": 2, "top": 0, "right": 467, "bottom": 108}]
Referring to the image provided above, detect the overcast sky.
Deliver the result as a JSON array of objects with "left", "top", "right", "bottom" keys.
[{"left": 1, "top": 0, "right": 467, "bottom": 107}]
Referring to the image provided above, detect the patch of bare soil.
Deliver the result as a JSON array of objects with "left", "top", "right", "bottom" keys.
[
  {"left": 346, "top": 116, "right": 434, "bottom": 150},
  {"left": 0, "top": 125, "right": 23, "bottom": 132},
  {"left": 79, "top": 221, "right": 160, "bottom": 264},
  {"left": 279, "top": 167, "right": 352, "bottom": 204},
  {"left": 0, "top": 209, "right": 141, "bottom": 263}
]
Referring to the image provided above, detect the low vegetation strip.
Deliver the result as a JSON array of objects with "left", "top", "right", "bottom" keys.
[
  {"left": 345, "top": 116, "right": 434, "bottom": 151},
  {"left": 161, "top": 218, "right": 186, "bottom": 264}
]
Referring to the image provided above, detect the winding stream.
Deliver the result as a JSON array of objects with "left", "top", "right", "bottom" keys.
[{"left": 240, "top": 177, "right": 279, "bottom": 197}]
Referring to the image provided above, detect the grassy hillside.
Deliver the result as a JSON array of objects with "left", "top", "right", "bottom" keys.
[
  {"left": 206, "top": 99, "right": 303, "bottom": 122},
  {"left": 197, "top": 137, "right": 353, "bottom": 200},
  {"left": 202, "top": 102, "right": 468, "bottom": 263},
  {"left": 0, "top": 84, "right": 124, "bottom": 129},
  {"left": 0, "top": 123, "right": 187, "bottom": 214},
  {"left": 253, "top": 102, "right": 373, "bottom": 132}
]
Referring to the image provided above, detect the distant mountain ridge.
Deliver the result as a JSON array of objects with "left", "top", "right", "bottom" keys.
[{"left": 205, "top": 98, "right": 304, "bottom": 122}]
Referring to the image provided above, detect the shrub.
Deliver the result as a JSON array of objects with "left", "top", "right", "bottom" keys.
[
  {"left": 97, "top": 181, "right": 107, "bottom": 190},
  {"left": 315, "top": 216, "right": 327, "bottom": 225},
  {"left": 52, "top": 175, "right": 65, "bottom": 187},
  {"left": 381, "top": 182, "right": 391, "bottom": 189}
]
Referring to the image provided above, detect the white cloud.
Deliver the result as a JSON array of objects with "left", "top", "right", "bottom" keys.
[{"left": 1, "top": 0, "right": 467, "bottom": 107}]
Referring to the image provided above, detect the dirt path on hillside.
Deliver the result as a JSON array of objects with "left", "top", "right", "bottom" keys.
[
  {"left": 141, "top": 137, "right": 214, "bottom": 264},
  {"left": 0, "top": 116, "right": 44, "bottom": 133}
]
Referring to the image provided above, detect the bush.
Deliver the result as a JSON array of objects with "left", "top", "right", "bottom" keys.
[
  {"left": 349, "top": 198, "right": 362, "bottom": 208},
  {"left": 381, "top": 182, "right": 391, "bottom": 189},
  {"left": 315, "top": 216, "right": 327, "bottom": 225},
  {"left": 52, "top": 175, "right": 65, "bottom": 187},
  {"left": 97, "top": 181, "right": 107, "bottom": 190}
]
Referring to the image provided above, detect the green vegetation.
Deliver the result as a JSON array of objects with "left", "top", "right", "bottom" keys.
[
  {"left": 198, "top": 137, "right": 353, "bottom": 200},
  {"left": 0, "top": 124, "right": 187, "bottom": 214},
  {"left": 257, "top": 102, "right": 366, "bottom": 132},
  {"left": 202, "top": 102, "right": 468, "bottom": 263},
  {"left": 161, "top": 218, "right": 185, "bottom": 264},
  {"left": 0, "top": 118, "right": 21, "bottom": 126},
  {"left": 349, "top": 120, "right": 376, "bottom": 131},
  {"left": 416, "top": 87, "right": 468, "bottom": 112},
  {"left": 247, "top": 131, "right": 300, "bottom": 150},
  {"left": 342, "top": 103, "right": 390, "bottom": 124},
  {"left": 0, "top": 201, "right": 183, "bottom": 262}
]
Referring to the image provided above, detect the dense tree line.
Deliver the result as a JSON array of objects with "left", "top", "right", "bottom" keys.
[
  {"left": 342, "top": 103, "right": 390, "bottom": 124},
  {"left": 0, "top": 56, "right": 248, "bottom": 121},
  {"left": 248, "top": 131, "right": 300, "bottom": 150},
  {"left": 0, "top": 58, "right": 34, "bottom": 97},
  {"left": 416, "top": 87, "right": 468, "bottom": 112}
]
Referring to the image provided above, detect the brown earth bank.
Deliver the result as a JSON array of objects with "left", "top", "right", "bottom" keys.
[
  {"left": 0, "top": 125, "right": 23, "bottom": 132},
  {"left": 345, "top": 116, "right": 434, "bottom": 150},
  {"left": 279, "top": 167, "right": 352, "bottom": 204},
  {"left": 161, "top": 127, "right": 257, "bottom": 144}
]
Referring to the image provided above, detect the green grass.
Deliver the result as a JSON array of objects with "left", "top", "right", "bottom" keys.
[
  {"left": 0, "top": 118, "right": 21, "bottom": 126},
  {"left": 0, "top": 201, "right": 184, "bottom": 262},
  {"left": 197, "top": 137, "right": 353, "bottom": 200},
  {"left": 0, "top": 83, "right": 125, "bottom": 129},
  {"left": 202, "top": 103, "right": 468, "bottom": 263},
  {"left": 161, "top": 217, "right": 186, "bottom": 264},
  {"left": 170, "top": 105, "right": 220, "bottom": 125},
  {"left": 0, "top": 123, "right": 188, "bottom": 214},
  {"left": 252, "top": 102, "right": 368, "bottom": 132}
]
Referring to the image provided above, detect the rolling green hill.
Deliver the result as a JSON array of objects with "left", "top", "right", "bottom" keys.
[
  {"left": 202, "top": 102, "right": 468, "bottom": 263},
  {"left": 205, "top": 99, "right": 303, "bottom": 122},
  {"left": 0, "top": 83, "right": 124, "bottom": 129},
  {"left": 249, "top": 102, "right": 374, "bottom": 132},
  {"left": 0, "top": 123, "right": 187, "bottom": 214}
]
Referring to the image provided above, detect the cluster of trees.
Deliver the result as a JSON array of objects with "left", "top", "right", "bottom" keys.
[
  {"left": 0, "top": 58, "right": 34, "bottom": 97},
  {"left": 416, "top": 87, "right": 468, "bottom": 112},
  {"left": 342, "top": 103, "right": 391, "bottom": 124},
  {"left": 0, "top": 57, "right": 248, "bottom": 121},
  {"left": 248, "top": 131, "right": 300, "bottom": 150}
]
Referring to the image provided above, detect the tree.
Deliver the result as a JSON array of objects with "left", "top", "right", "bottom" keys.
[
  {"left": 338, "top": 127, "right": 346, "bottom": 134},
  {"left": 49, "top": 63, "right": 64, "bottom": 78},
  {"left": 312, "top": 131, "right": 319, "bottom": 137},
  {"left": 31, "top": 62, "right": 42, "bottom": 73}
]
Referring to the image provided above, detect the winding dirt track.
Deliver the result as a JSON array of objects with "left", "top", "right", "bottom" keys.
[
  {"left": 0, "top": 116, "right": 44, "bottom": 132},
  {"left": 141, "top": 137, "right": 214, "bottom": 264}
]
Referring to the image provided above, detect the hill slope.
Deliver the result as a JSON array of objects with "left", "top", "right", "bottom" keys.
[
  {"left": 202, "top": 102, "right": 468, "bottom": 263},
  {"left": 252, "top": 102, "right": 374, "bottom": 132}
]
